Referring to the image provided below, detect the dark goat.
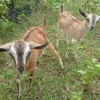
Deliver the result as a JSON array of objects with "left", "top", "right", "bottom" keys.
[{"left": 8, "top": 4, "right": 32, "bottom": 23}]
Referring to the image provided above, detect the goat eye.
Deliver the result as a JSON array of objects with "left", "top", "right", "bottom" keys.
[
  {"left": 87, "top": 18, "right": 89, "bottom": 22},
  {"left": 27, "top": 51, "right": 31, "bottom": 58},
  {"left": 9, "top": 53, "right": 14, "bottom": 58},
  {"left": 97, "top": 20, "right": 99, "bottom": 23},
  {"left": 9, "top": 53, "right": 12, "bottom": 56}
]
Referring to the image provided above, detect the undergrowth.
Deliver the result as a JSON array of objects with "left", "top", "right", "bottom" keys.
[{"left": 0, "top": 0, "right": 100, "bottom": 100}]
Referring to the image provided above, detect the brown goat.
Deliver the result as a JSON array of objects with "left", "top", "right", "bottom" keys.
[
  {"left": 0, "top": 19, "right": 64, "bottom": 99},
  {"left": 56, "top": 5, "right": 100, "bottom": 58}
]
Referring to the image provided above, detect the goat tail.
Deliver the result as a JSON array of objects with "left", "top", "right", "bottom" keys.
[
  {"left": 60, "top": 5, "right": 63, "bottom": 13},
  {"left": 43, "top": 18, "right": 47, "bottom": 30}
]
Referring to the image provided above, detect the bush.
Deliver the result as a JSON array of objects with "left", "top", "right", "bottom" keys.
[
  {"left": 0, "top": 0, "right": 10, "bottom": 15},
  {"left": 0, "top": 16, "right": 14, "bottom": 38},
  {"left": 78, "top": 57, "right": 100, "bottom": 91}
]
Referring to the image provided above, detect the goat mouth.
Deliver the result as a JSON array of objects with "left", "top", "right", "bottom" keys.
[
  {"left": 16, "top": 67, "right": 25, "bottom": 74},
  {"left": 17, "top": 70, "right": 24, "bottom": 74},
  {"left": 88, "top": 27, "right": 94, "bottom": 31}
]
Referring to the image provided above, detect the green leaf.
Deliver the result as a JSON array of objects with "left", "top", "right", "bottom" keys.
[
  {"left": 95, "top": 64, "right": 100, "bottom": 68},
  {"left": 85, "top": 59, "right": 93, "bottom": 66},
  {"left": 78, "top": 70, "right": 86, "bottom": 74},
  {"left": 91, "top": 57, "right": 97, "bottom": 63}
]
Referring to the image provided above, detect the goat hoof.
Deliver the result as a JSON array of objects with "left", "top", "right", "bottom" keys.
[
  {"left": 56, "top": 46, "right": 59, "bottom": 48},
  {"left": 65, "top": 53, "right": 68, "bottom": 58},
  {"left": 61, "top": 66, "right": 64, "bottom": 70},
  {"left": 75, "top": 55, "right": 78, "bottom": 58},
  {"left": 17, "top": 95, "right": 21, "bottom": 100},
  {"left": 56, "top": 43, "right": 59, "bottom": 48},
  {"left": 17, "top": 97, "right": 21, "bottom": 100},
  {"left": 74, "top": 53, "right": 79, "bottom": 58},
  {"left": 66, "top": 41, "right": 69, "bottom": 44}
]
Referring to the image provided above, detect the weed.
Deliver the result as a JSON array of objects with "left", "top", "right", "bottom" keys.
[
  {"left": 78, "top": 57, "right": 100, "bottom": 92},
  {"left": 0, "top": 0, "right": 100, "bottom": 100}
]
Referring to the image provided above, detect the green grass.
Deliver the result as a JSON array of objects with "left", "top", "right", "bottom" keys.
[{"left": 0, "top": 0, "right": 100, "bottom": 100}]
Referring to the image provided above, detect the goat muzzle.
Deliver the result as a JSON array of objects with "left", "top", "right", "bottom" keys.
[{"left": 17, "top": 66, "right": 25, "bottom": 74}]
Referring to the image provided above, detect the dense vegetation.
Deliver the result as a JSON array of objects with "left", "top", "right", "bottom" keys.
[{"left": 0, "top": 0, "right": 100, "bottom": 100}]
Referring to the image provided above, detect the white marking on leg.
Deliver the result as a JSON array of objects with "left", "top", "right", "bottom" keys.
[
  {"left": 73, "top": 41, "right": 79, "bottom": 58},
  {"left": 56, "top": 29, "right": 60, "bottom": 48},
  {"left": 66, "top": 36, "right": 69, "bottom": 44},
  {"left": 59, "top": 57, "right": 64, "bottom": 69},
  {"left": 17, "top": 78, "right": 22, "bottom": 99},
  {"left": 29, "top": 76, "right": 33, "bottom": 87},
  {"left": 65, "top": 32, "right": 70, "bottom": 44},
  {"left": 65, "top": 46, "right": 71, "bottom": 58}
]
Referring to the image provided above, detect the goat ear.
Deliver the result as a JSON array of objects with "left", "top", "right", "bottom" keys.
[
  {"left": 43, "top": 18, "right": 47, "bottom": 31},
  {"left": 29, "top": 42, "right": 49, "bottom": 50},
  {"left": 99, "top": 16, "right": 100, "bottom": 20},
  {"left": 79, "top": 9, "right": 87, "bottom": 17},
  {"left": 0, "top": 43, "right": 11, "bottom": 52}
]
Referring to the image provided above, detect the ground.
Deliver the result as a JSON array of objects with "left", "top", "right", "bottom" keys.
[{"left": 0, "top": 0, "right": 100, "bottom": 100}]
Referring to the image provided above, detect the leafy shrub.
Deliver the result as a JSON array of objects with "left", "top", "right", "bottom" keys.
[
  {"left": 0, "top": 0, "right": 10, "bottom": 15},
  {"left": 82, "top": 0, "right": 100, "bottom": 13},
  {"left": 72, "top": 91, "right": 82, "bottom": 100},
  {"left": 42, "top": 0, "right": 65, "bottom": 11},
  {"left": 78, "top": 57, "right": 100, "bottom": 90},
  {"left": 0, "top": 16, "right": 14, "bottom": 38}
]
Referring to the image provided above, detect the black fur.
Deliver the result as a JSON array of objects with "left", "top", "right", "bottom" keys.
[{"left": 7, "top": 1, "right": 32, "bottom": 23}]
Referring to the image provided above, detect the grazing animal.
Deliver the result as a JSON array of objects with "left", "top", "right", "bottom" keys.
[
  {"left": 8, "top": 3, "right": 31, "bottom": 23},
  {"left": 0, "top": 19, "right": 64, "bottom": 99},
  {"left": 56, "top": 5, "right": 100, "bottom": 58}
]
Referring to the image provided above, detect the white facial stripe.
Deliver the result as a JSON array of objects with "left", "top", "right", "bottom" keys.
[
  {"left": 87, "top": 14, "right": 92, "bottom": 26},
  {"left": 17, "top": 78, "right": 21, "bottom": 83},
  {"left": 9, "top": 42, "right": 18, "bottom": 65},
  {"left": 23, "top": 42, "right": 31, "bottom": 64}
]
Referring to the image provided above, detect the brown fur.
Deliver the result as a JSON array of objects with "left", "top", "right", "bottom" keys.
[
  {"left": 56, "top": 5, "right": 100, "bottom": 58},
  {"left": 23, "top": 23, "right": 64, "bottom": 73},
  {"left": 21, "top": 19, "right": 64, "bottom": 98},
  {"left": 0, "top": 19, "right": 64, "bottom": 99}
]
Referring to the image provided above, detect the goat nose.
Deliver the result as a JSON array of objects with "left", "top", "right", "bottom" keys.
[
  {"left": 17, "top": 67, "right": 25, "bottom": 74},
  {"left": 91, "top": 26, "right": 94, "bottom": 30}
]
